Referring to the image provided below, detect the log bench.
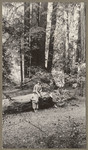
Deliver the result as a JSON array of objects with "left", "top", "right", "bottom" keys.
[{"left": 3, "top": 92, "right": 54, "bottom": 114}]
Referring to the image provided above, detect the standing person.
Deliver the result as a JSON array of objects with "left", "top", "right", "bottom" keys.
[{"left": 32, "top": 81, "right": 42, "bottom": 112}]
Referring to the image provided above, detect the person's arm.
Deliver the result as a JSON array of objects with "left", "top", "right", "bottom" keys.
[
  {"left": 33, "top": 85, "right": 36, "bottom": 92},
  {"left": 34, "top": 86, "right": 40, "bottom": 97},
  {"left": 40, "top": 86, "right": 42, "bottom": 93},
  {"left": 39, "top": 85, "right": 42, "bottom": 97}
]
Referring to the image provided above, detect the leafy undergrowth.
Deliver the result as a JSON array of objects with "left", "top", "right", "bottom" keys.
[{"left": 3, "top": 66, "right": 85, "bottom": 99}]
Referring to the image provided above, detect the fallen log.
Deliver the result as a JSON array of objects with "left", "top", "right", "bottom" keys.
[{"left": 2, "top": 92, "right": 54, "bottom": 114}]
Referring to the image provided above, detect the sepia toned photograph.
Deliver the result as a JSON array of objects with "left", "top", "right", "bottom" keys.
[{"left": 2, "top": 2, "right": 86, "bottom": 148}]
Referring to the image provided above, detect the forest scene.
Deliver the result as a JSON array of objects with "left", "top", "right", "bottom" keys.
[{"left": 2, "top": 2, "right": 86, "bottom": 148}]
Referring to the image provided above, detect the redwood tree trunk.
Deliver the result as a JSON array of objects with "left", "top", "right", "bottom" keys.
[
  {"left": 20, "top": 39, "right": 23, "bottom": 89},
  {"left": 80, "top": 2, "right": 86, "bottom": 62},
  {"left": 47, "top": 3, "right": 57, "bottom": 72},
  {"left": 64, "top": 5, "right": 70, "bottom": 74},
  {"left": 24, "top": 2, "right": 30, "bottom": 77},
  {"left": 39, "top": 2, "right": 48, "bottom": 68},
  {"left": 45, "top": 2, "right": 53, "bottom": 69}
]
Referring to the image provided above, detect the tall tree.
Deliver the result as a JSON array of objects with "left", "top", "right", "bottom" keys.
[
  {"left": 38, "top": 2, "right": 48, "bottom": 68},
  {"left": 80, "top": 2, "right": 86, "bottom": 62},
  {"left": 64, "top": 4, "right": 70, "bottom": 73},
  {"left": 52, "top": 3, "right": 65, "bottom": 87},
  {"left": 2, "top": 2, "right": 24, "bottom": 85},
  {"left": 20, "top": 37, "right": 24, "bottom": 88},
  {"left": 47, "top": 2, "right": 57, "bottom": 72},
  {"left": 45, "top": 2, "right": 53, "bottom": 68},
  {"left": 24, "top": 2, "right": 30, "bottom": 77}
]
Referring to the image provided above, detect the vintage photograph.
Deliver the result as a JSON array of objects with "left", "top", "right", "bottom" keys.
[{"left": 2, "top": 2, "right": 86, "bottom": 148}]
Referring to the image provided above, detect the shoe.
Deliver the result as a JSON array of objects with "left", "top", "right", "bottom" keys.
[
  {"left": 54, "top": 105, "right": 57, "bottom": 108},
  {"left": 34, "top": 110, "right": 37, "bottom": 112}
]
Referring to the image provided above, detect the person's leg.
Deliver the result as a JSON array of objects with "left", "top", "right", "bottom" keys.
[
  {"left": 36, "top": 94, "right": 39, "bottom": 110},
  {"left": 32, "top": 101, "right": 36, "bottom": 112},
  {"left": 34, "top": 103, "right": 38, "bottom": 112},
  {"left": 36, "top": 102, "right": 39, "bottom": 110}
]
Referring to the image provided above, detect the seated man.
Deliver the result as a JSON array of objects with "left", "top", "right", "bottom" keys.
[{"left": 32, "top": 81, "right": 42, "bottom": 112}]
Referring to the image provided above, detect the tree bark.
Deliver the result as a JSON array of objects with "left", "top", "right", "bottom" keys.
[
  {"left": 47, "top": 3, "right": 57, "bottom": 72},
  {"left": 64, "top": 4, "right": 71, "bottom": 73},
  {"left": 20, "top": 39, "right": 23, "bottom": 89},
  {"left": 45, "top": 2, "right": 53, "bottom": 69},
  {"left": 80, "top": 2, "right": 86, "bottom": 62},
  {"left": 72, "top": 4, "right": 80, "bottom": 67},
  {"left": 39, "top": 2, "right": 48, "bottom": 68},
  {"left": 24, "top": 2, "right": 30, "bottom": 77}
]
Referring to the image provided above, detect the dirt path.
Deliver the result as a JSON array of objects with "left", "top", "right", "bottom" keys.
[{"left": 2, "top": 101, "right": 86, "bottom": 148}]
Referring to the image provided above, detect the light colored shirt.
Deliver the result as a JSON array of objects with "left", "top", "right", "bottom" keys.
[{"left": 33, "top": 84, "right": 42, "bottom": 96}]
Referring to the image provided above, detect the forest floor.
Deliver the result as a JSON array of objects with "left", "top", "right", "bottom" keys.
[{"left": 2, "top": 87, "right": 86, "bottom": 148}]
